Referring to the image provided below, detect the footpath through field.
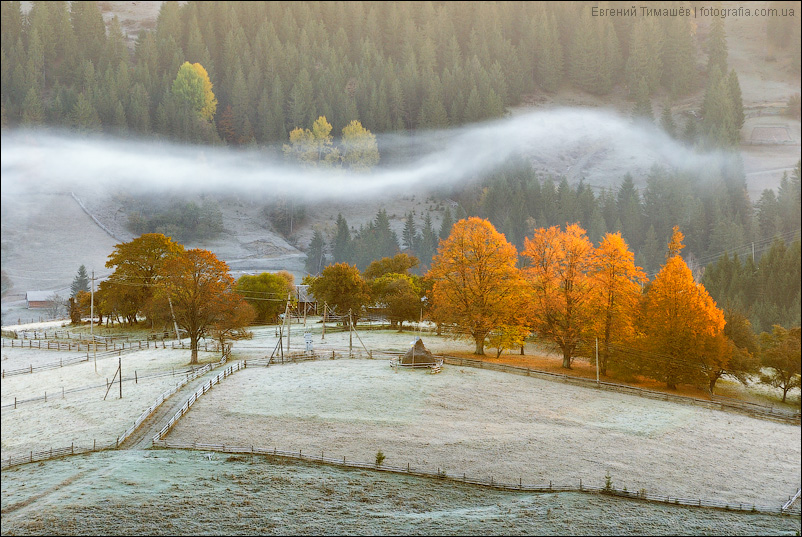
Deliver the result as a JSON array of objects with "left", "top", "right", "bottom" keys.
[{"left": 118, "top": 367, "right": 223, "bottom": 450}]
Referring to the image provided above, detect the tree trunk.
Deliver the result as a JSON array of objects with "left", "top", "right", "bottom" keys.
[
  {"left": 709, "top": 374, "right": 720, "bottom": 394},
  {"left": 190, "top": 335, "right": 198, "bottom": 364},
  {"left": 474, "top": 336, "right": 485, "bottom": 355},
  {"left": 562, "top": 349, "right": 572, "bottom": 369}
]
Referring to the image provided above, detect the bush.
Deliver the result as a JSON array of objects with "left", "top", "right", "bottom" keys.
[{"left": 375, "top": 450, "right": 385, "bottom": 466}]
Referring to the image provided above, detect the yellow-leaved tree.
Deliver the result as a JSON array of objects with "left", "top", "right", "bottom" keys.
[
  {"left": 638, "top": 227, "right": 726, "bottom": 389},
  {"left": 586, "top": 232, "right": 646, "bottom": 376},
  {"left": 341, "top": 120, "right": 379, "bottom": 171},
  {"left": 283, "top": 116, "right": 341, "bottom": 167},
  {"left": 171, "top": 62, "right": 217, "bottom": 121},
  {"left": 523, "top": 223, "right": 596, "bottom": 369},
  {"left": 428, "top": 217, "right": 528, "bottom": 355}
]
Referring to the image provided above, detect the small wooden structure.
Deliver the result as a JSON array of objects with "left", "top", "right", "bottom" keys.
[{"left": 25, "top": 291, "right": 57, "bottom": 309}]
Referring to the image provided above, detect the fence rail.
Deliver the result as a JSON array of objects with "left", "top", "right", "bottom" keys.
[
  {"left": 1, "top": 355, "right": 230, "bottom": 470},
  {"left": 149, "top": 440, "right": 801, "bottom": 517},
  {"left": 152, "top": 361, "right": 246, "bottom": 442}
]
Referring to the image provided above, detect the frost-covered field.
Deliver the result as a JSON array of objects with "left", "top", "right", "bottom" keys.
[
  {"left": 1, "top": 450, "right": 799, "bottom": 536},
  {"left": 167, "top": 359, "right": 801, "bottom": 507},
  {"left": 1, "top": 347, "right": 216, "bottom": 459}
]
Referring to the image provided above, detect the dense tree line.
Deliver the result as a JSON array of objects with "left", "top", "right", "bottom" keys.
[
  {"left": 304, "top": 219, "right": 799, "bottom": 400},
  {"left": 2, "top": 1, "right": 714, "bottom": 143},
  {"left": 316, "top": 159, "right": 800, "bottom": 279},
  {"left": 126, "top": 198, "right": 224, "bottom": 242}
]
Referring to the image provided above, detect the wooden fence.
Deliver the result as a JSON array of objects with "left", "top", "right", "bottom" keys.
[
  {"left": 152, "top": 361, "right": 246, "bottom": 442},
  {"left": 1, "top": 355, "right": 229, "bottom": 470},
  {"left": 149, "top": 440, "right": 801, "bottom": 518}
]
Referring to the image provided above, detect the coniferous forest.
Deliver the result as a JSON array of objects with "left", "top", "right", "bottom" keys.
[{"left": 1, "top": 1, "right": 800, "bottom": 334}]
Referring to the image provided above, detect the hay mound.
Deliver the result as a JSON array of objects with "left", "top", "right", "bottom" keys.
[{"left": 400, "top": 338, "right": 437, "bottom": 366}]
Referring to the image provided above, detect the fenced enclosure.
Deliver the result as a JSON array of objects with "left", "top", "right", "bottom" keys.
[
  {"left": 149, "top": 439, "right": 802, "bottom": 518},
  {"left": 1, "top": 355, "right": 228, "bottom": 470}
]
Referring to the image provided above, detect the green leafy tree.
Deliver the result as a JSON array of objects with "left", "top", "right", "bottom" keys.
[
  {"left": 171, "top": 61, "right": 217, "bottom": 122},
  {"left": 759, "top": 325, "right": 801, "bottom": 403},
  {"left": 341, "top": 120, "right": 379, "bottom": 171},
  {"left": 235, "top": 271, "right": 295, "bottom": 324},
  {"left": 371, "top": 273, "right": 423, "bottom": 331},
  {"left": 308, "top": 263, "right": 370, "bottom": 326}
]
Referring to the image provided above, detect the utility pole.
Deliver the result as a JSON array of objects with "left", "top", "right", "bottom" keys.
[
  {"left": 349, "top": 309, "right": 353, "bottom": 356},
  {"left": 322, "top": 302, "right": 327, "bottom": 340},
  {"left": 286, "top": 293, "right": 292, "bottom": 353},
  {"left": 596, "top": 337, "right": 600, "bottom": 387},
  {"left": 119, "top": 356, "right": 122, "bottom": 399},
  {"left": 91, "top": 270, "right": 96, "bottom": 373}
]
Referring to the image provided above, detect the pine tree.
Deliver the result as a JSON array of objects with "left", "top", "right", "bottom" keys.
[
  {"left": 69, "top": 92, "right": 101, "bottom": 133},
  {"left": 727, "top": 69, "right": 745, "bottom": 131},
  {"left": 660, "top": 105, "right": 677, "bottom": 138},
  {"left": 21, "top": 87, "right": 45, "bottom": 125},
  {"left": 402, "top": 212, "right": 417, "bottom": 252},
  {"left": 631, "top": 78, "right": 654, "bottom": 122},
  {"left": 439, "top": 207, "right": 454, "bottom": 240},
  {"left": 332, "top": 213, "right": 352, "bottom": 263},
  {"left": 707, "top": 17, "right": 728, "bottom": 76},
  {"left": 305, "top": 229, "right": 327, "bottom": 275},
  {"left": 71, "top": 265, "right": 90, "bottom": 297}
]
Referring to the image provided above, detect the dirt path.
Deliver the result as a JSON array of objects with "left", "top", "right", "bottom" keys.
[{"left": 118, "top": 369, "right": 221, "bottom": 450}]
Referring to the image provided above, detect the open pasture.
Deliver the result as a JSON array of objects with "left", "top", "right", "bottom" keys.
[
  {"left": 1, "top": 346, "right": 217, "bottom": 460},
  {"left": 166, "top": 359, "right": 801, "bottom": 508}
]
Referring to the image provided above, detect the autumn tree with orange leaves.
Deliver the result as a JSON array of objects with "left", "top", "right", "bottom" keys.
[
  {"left": 104, "top": 233, "right": 185, "bottom": 325},
  {"left": 584, "top": 232, "right": 646, "bottom": 376},
  {"left": 159, "top": 249, "right": 253, "bottom": 364},
  {"left": 428, "top": 218, "right": 528, "bottom": 355},
  {"left": 638, "top": 227, "right": 726, "bottom": 389},
  {"left": 523, "top": 224, "right": 596, "bottom": 369}
]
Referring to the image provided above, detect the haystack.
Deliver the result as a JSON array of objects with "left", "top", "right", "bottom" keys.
[{"left": 399, "top": 338, "right": 437, "bottom": 366}]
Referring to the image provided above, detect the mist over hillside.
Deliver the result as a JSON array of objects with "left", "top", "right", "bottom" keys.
[{"left": 1, "top": 1, "right": 800, "bottom": 325}]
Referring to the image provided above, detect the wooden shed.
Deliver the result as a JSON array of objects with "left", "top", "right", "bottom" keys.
[{"left": 26, "top": 291, "right": 57, "bottom": 309}]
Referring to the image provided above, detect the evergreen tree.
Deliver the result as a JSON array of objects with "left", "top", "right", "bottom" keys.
[
  {"left": 71, "top": 265, "right": 90, "bottom": 297},
  {"left": 305, "top": 229, "right": 327, "bottom": 275},
  {"left": 631, "top": 77, "right": 654, "bottom": 122},
  {"left": 402, "top": 212, "right": 418, "bottom": 252},
  {"left": 439, "top": 207, "right": 454, "bottom": 240},
  {"left": 661, "top": 16, "right": 696, "bottom": 96},
  {"left": 660, "top": 105, "right": 677, "bottom": 138},
  {"left": 69, "top": 92, "right": 101, "bottom": 132},
  {"left": 21, "top": 87, "right": 45, "bottom": 125},
  {"left": 727, "top": 69, "right": 745, "bottom": 131},
  {"left": 332, "top": 213, "right": 352, "bottom": 264},
  {"left": 707, "top": 17, "right": 728, "bottom": 75}
]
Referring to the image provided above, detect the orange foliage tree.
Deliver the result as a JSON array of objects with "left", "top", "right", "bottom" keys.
[
  {"left": 427, "top": 217, "right": 527, "bottom": 355},
  {"left": 159, "top": 249, "right": 252, "bottom": 364},
  {"left": 586, "top": 232, "right": 646, "bottom": 376},
  {"left": 104, "top": 233, "right": 185, "bottom": 325},
  {"left": 523, "top": 223, "right": 596, "bottom": 369},
  {"left": 638, "top": 227, "right": 726, "bottom": 389}
]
